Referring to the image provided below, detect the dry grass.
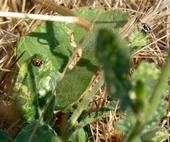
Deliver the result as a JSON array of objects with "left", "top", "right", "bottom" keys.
[{"left": 0, "top": 0, "right": 170, "bottom": 141}]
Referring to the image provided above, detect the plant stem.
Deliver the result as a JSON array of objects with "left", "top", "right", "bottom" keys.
[
  {"left": 0, "top": 12, "right": 77, "bottom": 23},
  {"left": 32, "top": 0, "right": 91, "bottom": 30},
  {"left": 125, "top": 52, "right": 170, "bottom": 142},
  {"left": 64, "top": 71, "right": 104, "bottom": 141}
]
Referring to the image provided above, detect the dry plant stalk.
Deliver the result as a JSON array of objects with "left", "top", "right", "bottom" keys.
[
  {"left": 32, "top": 0, "right": 91, "bottom": 30},
  {"left": 0, "top": 12, "right": 78, "bottom": 23}
]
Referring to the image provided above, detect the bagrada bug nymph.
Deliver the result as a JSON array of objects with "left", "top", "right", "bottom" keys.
[
  {"left": 141, "top": 23, "right": 151, "bottom": 33},
  {"left": 32, "top": 58, "right": 42, "bottom": 67}
]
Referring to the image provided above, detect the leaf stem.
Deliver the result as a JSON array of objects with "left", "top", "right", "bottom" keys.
[{"left": 64, "top": 70, "right": 104, "bottom": 141}]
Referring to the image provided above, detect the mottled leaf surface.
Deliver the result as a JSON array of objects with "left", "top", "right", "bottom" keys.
[
  {"left": 15, "top": 122, "right": 60, "bottom": 142},
  {"left": 116, "top": 62, "right": 168, "bottom": 141},
  {"left": 15, "top": 8, "right": 129, "bottom": 115},
  {"left": 55, "top": 9, "right": 129, "bottom": 109}
]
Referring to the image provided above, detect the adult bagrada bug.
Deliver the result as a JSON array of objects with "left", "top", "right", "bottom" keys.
[{"left": 32, "top": 57, "right": 42, "bottom": 67}]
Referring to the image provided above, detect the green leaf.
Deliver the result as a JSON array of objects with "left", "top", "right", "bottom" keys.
[
  {"left": 128, "top": 26, "right": 148, "bottom": 52},
  {"left": 14, "top": 55, "right": 60, "bottom": 121},
  {"left": 55, "top": 9, "right": 129, "bottom": 140},
  {"left": 62, "top": 74, "right": 104, "bottom": 140},
  {"left": 130, "top": 80, "right": 147, "bottom": 115},
  {"left": 55, "top": 46, "right": 100, "bottom": 109},
  {"left": 55, "top": 9, "right": 129, "bottom": 109},
  {"left": 132, "top": 62, "right": 168, "bottom": 123},
  {"left": 68, "top": 128, "right": 88, "bottom": 142},
  {"left": 15, "top": 8, "right": 129, "bottom": 117},
  {"left": 96, "top": 29, "right": 131, "bottom": 110},
  {"left": 15, "top": 121, "right": 61, "bottom": 142},
  {"left": 43, "top": 95, "right": 56, "bottom": 123},
  {"left": 0, "top": 130, "right": 12, "bottom": 142},
  {"left": 13, "top": 62, "right": 36, "bottom": 121},
  {"left": 17, "top": 21, "right": 71, "bottom": 70},
  {"left": 116, "top": 111, "right": 136, "bottom": 134},
  {"left": 15, "top": 20, "right": 71, "bottom": 121},
  {"left": 117, "top": 62, "right": 168, "bottom": 141},
  {"left": 77, "top": 107, "right": 112, "bottom": 129},
  {"left": 132, "top": 62, "right": 161, "bottom": 97},
  {"left": 141, "top": 127, "right": 168, "bottom": 142}
]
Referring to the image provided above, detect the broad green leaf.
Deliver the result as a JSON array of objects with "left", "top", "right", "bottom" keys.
[
  {"left": 55, "top": 45, "right": 100, "bottom": 109},
  {"left": 15, "top": 14, "right": 72, "bottom": 121},
  {"left": 15, "top": 8, "right": 129, "bottom": 117},
  {"left": 56, "top": 9, "right": 129, "bottom": 109},
  {"left": 116, "top": 111, "right": 136, "bottom": 134},
  {"left": 15, "top": 121, "right": 61, "bottom": 142},
  {"left": 128, "top": 26, "right": 148, "bottom": 52},
  {"left": 96, "top": 29, "right": 131, "bottom": 110},
  {"left": 68, "top": 8, "right": 129, "bottom": 42},
  {"left": 68, "top": 128, "right": 88, "bottom": 142},
  {"left": 17, "top": 21, "right": 71, "bottom": 69},
  {"left": 14, "top": 54, "right": 60, "bottom": 121},
  {"left": 141, "top": 127, "right": 168, "bottom": 142},
  {"left": 0, "top": 130, "right": 12, "bottom": 142}
]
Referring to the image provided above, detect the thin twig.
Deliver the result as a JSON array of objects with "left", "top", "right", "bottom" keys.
[
  {"left": 0, "top": 11, "right": 78, "bottom": 23},
  {"left": 32, "top": 0, "right": 91, "bottom": 30}
]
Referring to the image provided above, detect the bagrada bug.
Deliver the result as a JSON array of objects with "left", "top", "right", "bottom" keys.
[
  {"left": 141, "top": 23, "right": 151, "bottom": 33},
  {"left": 32, "top": 57, "right": 42, "bottom": 67}
]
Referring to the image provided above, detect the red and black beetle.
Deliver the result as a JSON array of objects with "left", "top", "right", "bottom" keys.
[{"left": 32, "top": 58, "right": 42, "bottom": 67}]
